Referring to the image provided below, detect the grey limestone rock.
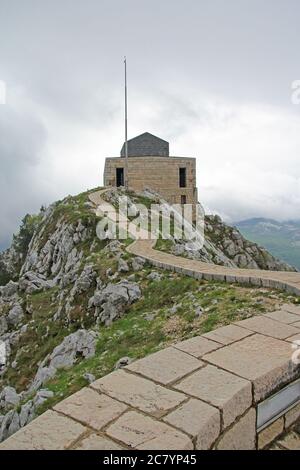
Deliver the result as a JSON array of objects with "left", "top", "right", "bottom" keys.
[
  {"left": 6, "top": 303, "right": 24, "bottom": 327},
  {"left": 0, "top": 281, "right": 19, "bottom": 298},
  {"left": 131, "top": 257, "right": 146, "bottom": 272},
  {"left": 90, "top": 280, "right": 142, "bottom": 326},
  {"left": 0, "top": 386, "right": 20, "bottom": 411},
  {"left": 114, "top": 356, "right": 133, "bottom": 369}
]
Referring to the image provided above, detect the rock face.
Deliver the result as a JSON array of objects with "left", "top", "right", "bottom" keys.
[
  {"left": 28, "top": 366, "right": 57, "bottom": 393},
  {"left": 29, "top": 330, "right": 98, "bottom": 393},
  {"left": 49, "top": 329, "right": 97, "bottom": 369},
  {"left": 0, "top": 281, "right": 18, "bottom": 298},
  {"left": 118, "top": 258, "right": 129, "bottom": 273},
  {"left": 19, "top": 272, "right": 55, "bottom": 294},
  {"left": 170, "top": 215, "right": 296, "bottom": 271},
  {"left": 89, "top": 280, "right": 142, "bottom": 325},
  {"left": 0, "top": 387, "right": 55, "bottom": 442},
  {"left": 69, "top": 264, "right": 96, "bottom": 297},
  {"left": 6, "top": 304, "right": 24, "bottom": 327},
  {"left": 0, "top": 386, "right": 20, "bottom": 412},
  {"left": 132, "top": 257, "right": 146, "bottom": 272}
]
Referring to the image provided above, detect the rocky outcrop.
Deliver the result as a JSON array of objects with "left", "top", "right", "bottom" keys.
[
  {"left": 20, "top": 218, "right": 89, "bottom": 285},
  {"left": 89, "top": 280, "right": 142, "bottom": 325},
  {"left": 132, "top": 257, "right": 146, "bottom": 272},
  {"left": 29, "top": 329, "right": 98, "bottom": 392},
  {"left": 19, "top": 272, "right": 55, "bottom": 294},
  {"left": 0, "top": 387, "right": 54, "bottom": 442},
  {"left": 0, "top": 281, "right": 19, "bottom": 298},
  {"left": 0, "top": 386, "right": 20, "bottom": 412},
  {"left": 6, "top": 304, "right": 24, "bottom": 328},
  {"left": 170, "top": 215, "right": 296, "bottom": 271}
]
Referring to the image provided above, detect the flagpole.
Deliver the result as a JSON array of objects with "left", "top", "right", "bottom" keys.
[{"left": 124, "top": 56, "right": 128, "bottom": 190}]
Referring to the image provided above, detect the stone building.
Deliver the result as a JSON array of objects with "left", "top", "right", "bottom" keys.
[{"left": 103, "top": 132, "right": 198, "bottom": 205}]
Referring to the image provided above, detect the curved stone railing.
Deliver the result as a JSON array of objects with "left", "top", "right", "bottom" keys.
[
  {"left": 0, "top": 304, "right": 299, "bottom": 450},
  {"left": 127, "top": 239, "right": 300, "bottom": 296}
]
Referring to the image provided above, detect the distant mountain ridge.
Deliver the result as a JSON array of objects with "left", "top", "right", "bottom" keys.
[{"left": 236, "top": 217, "right": 300, "bottom": 270}]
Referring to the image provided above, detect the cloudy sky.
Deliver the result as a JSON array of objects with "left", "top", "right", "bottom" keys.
[{"left": 1, "top": 0, "right": 300, "bottom": 250}]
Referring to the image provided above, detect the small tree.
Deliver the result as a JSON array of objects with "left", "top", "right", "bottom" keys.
[{"left": 13, "top": 214, "right": 41, "bottom": 260}]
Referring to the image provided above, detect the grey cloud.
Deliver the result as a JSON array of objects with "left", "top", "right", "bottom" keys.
[{"left": 0, "top": 101, "right": 49, "bottom": 247}]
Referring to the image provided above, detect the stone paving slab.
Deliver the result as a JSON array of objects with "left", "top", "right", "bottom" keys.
[
  {"left": 215, "top": 408, "right": 256, "bottom": 450},
  {"left": 277, "top": 431, "right": 300, "bottom": 450},
  {"left": 281, "top": 304, "right": 300, "bottom": 315},
  {"left": 163, "top": 398, "right": 220, "bottom": 449},
  {"left": 285, "top": 332, "right": 300, "bottom": 343},
  {"left": 54, "top": 387, "right": 127, "bottom": 431},
  {"left": 74, "top": 434, "right": 124, "bottom": 450},
  {"left": 106, "top": 411, "right": 193, "bottom": 450},
  {"left": 264, "top": 310, "right": 300, "bottom": 324},
  {"left": 203, "top": 334, "right": 299, "bottom": 402},
  {"left": 126, "top": 347, "right": 203, "bottom": 385},
  {"left": 0, "top": 410, "right": 86, "bottom": 450},
  {"left": 258, "top": 418, "right": 284, "bottom": 449},
  {"left": 90, "top": 369, "right": 186, "bottom": 418},
  {"left": 173, "top": 336, "right": 221, "bottom": 358},
  {"left": 235, "top": 316, "right": 300, "bottom": 340},
  {"left": 174, "top": 364, "right": 252, "bottom": 428},
  {"left": 202, "top": 324, "right": 253, "bottom": 345},
  {"left": 285, "top": 403, "right": 300, "bottom": 428}
]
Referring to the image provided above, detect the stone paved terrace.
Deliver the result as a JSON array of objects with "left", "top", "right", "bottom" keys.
[{"left": 0, "top": 305, "right": 299, "bottom": 450}]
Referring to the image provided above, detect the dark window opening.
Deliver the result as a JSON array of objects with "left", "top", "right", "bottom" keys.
[
  {"left": 181, "top": 195, "right": 187, "bottom": 204},
  {"left": 179, "top": 168, "right": 187, "bottom": 187},
  {"left": 116, "top": 168, "right": 124, "bottom": 187}
]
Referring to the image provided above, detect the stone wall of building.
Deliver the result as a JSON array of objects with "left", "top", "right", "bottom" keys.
[{"left": 103, "top": 156, "right": 198, "bottom": 206}]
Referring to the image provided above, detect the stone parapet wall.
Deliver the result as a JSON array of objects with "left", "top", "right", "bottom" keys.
[{"left": 127, "top": 239, "right": 300, "bottom": 297}]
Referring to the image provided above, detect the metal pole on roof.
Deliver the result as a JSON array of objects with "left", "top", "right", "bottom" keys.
[{"left": 124, "top": 56, "right": 129, "bottom": 190}]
